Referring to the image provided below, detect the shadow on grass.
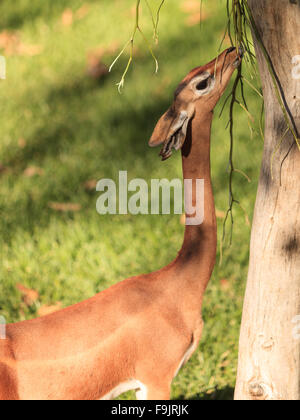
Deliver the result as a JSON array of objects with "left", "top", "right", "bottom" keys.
[
  {"left": 0, "top": 0, "right": 99, "bottom": 31},
  {"left": 3, "top": 74, "right": 110, "bottom": 166},
  {"left": 0, "top": 68, "right": 170, "bottom": 242},
  {"left": 3, "top": 67, "right": 169, "bottom": 170},
  {"left": 2, "top": 21, "right": 220, "bottom": 169},
  {"left": 0, "top": 20, "right": 230, "bottom": 243}
]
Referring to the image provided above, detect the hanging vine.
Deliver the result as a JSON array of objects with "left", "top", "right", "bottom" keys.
[{"left": 220, "top": 0, "right": 299, "bottom": 256}]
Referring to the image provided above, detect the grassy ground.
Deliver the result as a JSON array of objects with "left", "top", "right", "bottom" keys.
[{"left": 0, "top": 0, "right": 263, "bottom": 400}]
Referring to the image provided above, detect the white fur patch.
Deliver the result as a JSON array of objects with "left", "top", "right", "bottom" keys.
[
  {"left": 174, "top": 341, "right": 196, "bottom": 379},
  {"left": 100, "top": 380, "right": 147, "bottom": 400},
  {"left": 136, "top": 382, "right": 148, "bottom": 400}
]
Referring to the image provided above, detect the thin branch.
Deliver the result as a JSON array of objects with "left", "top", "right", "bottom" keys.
[
  {"left": 220, "top": 64, "right": 243, "bottom": 261},
  {"left": 110, "top": 0, "right": 164, "bottom": 91},
  {"left": 154, "top": 0, "right": 166, "bottom": 42}
]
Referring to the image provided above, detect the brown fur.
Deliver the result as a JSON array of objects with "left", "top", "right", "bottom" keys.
[{"left": 0, "top": 49, "right": 241, "bottom": 400}]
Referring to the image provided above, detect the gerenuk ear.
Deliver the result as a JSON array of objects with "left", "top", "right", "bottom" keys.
[
  {"left": 148, "top": 107, "right": 177, "bottom": 148},
  {"left": 149, "top": 105, "right": 195, "bottom": 161}
]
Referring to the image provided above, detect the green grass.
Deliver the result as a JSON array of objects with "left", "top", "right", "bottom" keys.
[{"left": 0, "top": 0, "right": 263, "bottom": 400}]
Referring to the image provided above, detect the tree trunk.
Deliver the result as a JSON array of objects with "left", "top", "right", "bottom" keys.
[{"left": 235, "top": 0, "right": 300, "bottom": 400}]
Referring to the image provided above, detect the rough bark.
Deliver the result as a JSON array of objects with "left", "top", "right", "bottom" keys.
[{"left": 235, "top": 0, "right": 300, "bottom": 400}]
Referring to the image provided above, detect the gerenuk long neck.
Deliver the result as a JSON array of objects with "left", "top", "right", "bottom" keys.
[{"left": 174, "top": 110, "right": 217, "bottom": 296}]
